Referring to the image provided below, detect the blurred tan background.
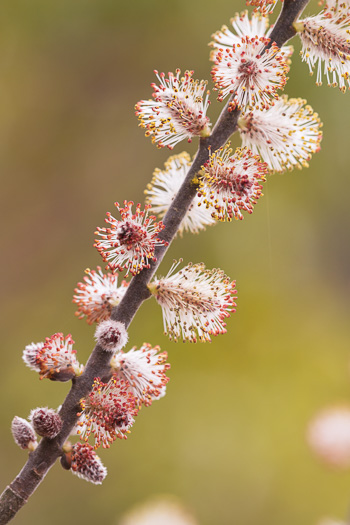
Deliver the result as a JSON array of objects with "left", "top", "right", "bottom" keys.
[{"left": 1, "top": 1, "right": 350, "bottom": 524}]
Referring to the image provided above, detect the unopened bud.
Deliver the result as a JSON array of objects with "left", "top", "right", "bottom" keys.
[
  {"left": 11, "top": 416, "right": 37, "bottom": 451},
  {"left": 95, "top": 320, "right": 128, "bottom": 352},
  {"left": 30, "top": 407, "right": 62, "bottom": 439}
]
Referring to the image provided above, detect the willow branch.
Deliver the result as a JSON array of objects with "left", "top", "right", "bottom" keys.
[{"left": 0, "top": 0, "right": 310, "bottom": 521}]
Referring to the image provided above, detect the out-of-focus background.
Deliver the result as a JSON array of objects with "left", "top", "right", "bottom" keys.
[{"left": 1, "top": 1, "right": 350, "bottom": 524}]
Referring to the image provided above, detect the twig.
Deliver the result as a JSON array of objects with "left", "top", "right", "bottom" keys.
[{"left": 0, "top": 1, "right": 309, "bottom": 521}]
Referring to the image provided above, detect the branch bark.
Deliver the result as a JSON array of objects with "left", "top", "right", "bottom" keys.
[
  {"left": 0, "top": 1, "right": 310, "bottom": 521},
  {"left": 268, "top": 0, "right": 310, "bottom": 47}
]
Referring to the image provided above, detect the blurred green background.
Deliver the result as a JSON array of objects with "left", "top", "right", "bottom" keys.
[{"left": 1, "top": 1, "right": 350, "bottom": 524}]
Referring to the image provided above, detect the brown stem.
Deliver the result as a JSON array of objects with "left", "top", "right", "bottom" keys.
[
  {"left": 0, "top": 0, "right": 310, "bottom": 521},
  {"left": 268, "top": 0, "right": 309, "bottom": 47}
]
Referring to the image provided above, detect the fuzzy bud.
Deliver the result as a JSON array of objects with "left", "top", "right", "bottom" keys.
[
  {"left": 30, "top": 407, "right": 63, "bottom": 439},
  {"left": 94, "top": 201, "right": 167, "bottom": 276},
  {"left": 71, "top": 442, "right": 107, "bottom": 484},
  {"left": 11, "top": 416, "right": 37, "bottom": 451},
  {"left": 95, "top": 320, "right": 128, "bottom": 352}
]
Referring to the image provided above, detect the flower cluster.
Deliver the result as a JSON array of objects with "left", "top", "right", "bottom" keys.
[
  {"left": 245, "top": 0, "right": 350, "bottom": 92},
  {"left": 76, "top": 343, "right": 170, "bottom": 451},
  {"left": 238, "top": 96, "right": 323, "bottom": 172},
  {"left": 211, "top": 35, "right": 289, "bottom": 110},
  {"left": 296, "top": 7, "right": 350, "bottom": 91},
  {"left": 95, "top": 201, "right": 167, "bottom": 276},
  {"left": 135, "top": 69, "right": 211, "bottom": 149},
  {"left": 73, "top": 266, "right": 128, "bottom": 324},
  {"left": 198, "top": 144, "right": 267, "bottom": 220},
  {"left": 148, "top": 261, "right": 237, "bottom": 343},
  {"left": 22, "top": 333, "right": 83, "bottom": 381},
  {"left": 111, "top": 344, "right": 170, "bottom": 406},
  {"left": 77, "top": 376, "right": 139, "bottom": 449},
  {"left": 70, "top": 443, "right": 107, "bottom": 485}
]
